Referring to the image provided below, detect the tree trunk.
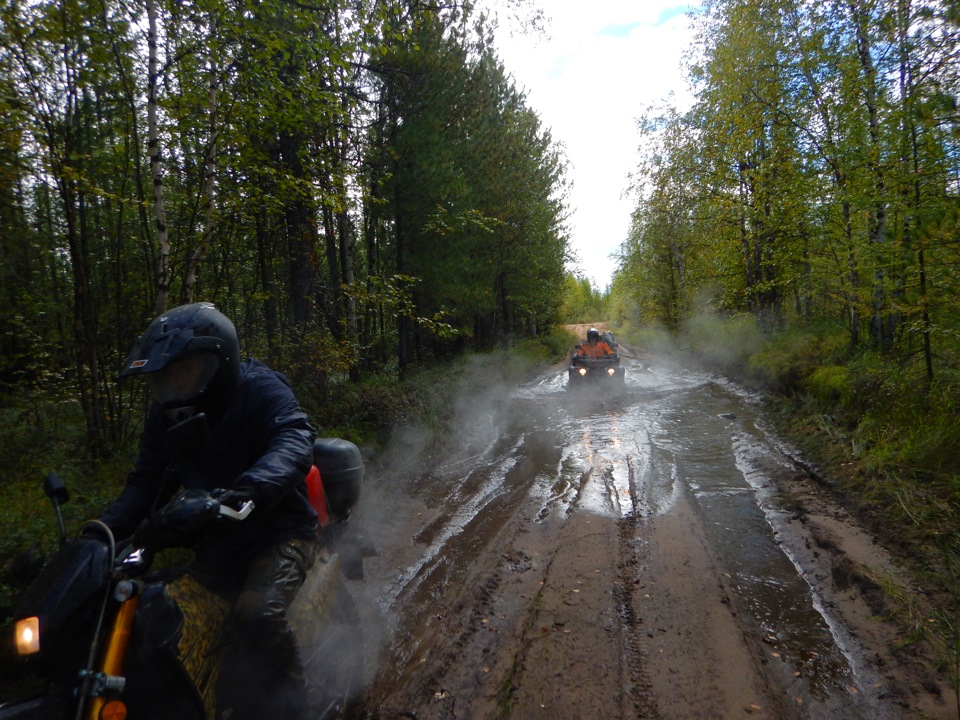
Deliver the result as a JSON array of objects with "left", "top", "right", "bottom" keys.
[
  {"left": 147, "top": 0, "right": 170, "bottom": 314},
  {"left": 184, "top": 14, "right": 219, "bottom": 304},
  {"left": 849, "top": 0, "right": 891, "bottom": 350},
  {"left": 322, "top": 205, "right": 342, "bottom": 336}
]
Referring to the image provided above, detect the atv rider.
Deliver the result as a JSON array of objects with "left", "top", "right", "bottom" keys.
[
  {"left": 576, "top": 327, "right": 614, "bottom": 359},
  {"left": 99, "top": 302, "right": 318, "bottom": 720}
]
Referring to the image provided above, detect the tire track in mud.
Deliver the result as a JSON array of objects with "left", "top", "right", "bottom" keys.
[
  {"left": 355, "top": 429, "right": 586, "bottom": 719},
  {"left": 354, "top": 354, "right": 953, "bottom": 720},
  {"left": 493, "top": 461, "right": 624, "bottom": 720},
  {"left": 611, "top": 453, "right": 659, "bottom": 719}
]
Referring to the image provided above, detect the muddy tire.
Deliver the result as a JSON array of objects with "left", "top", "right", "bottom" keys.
[{"left": 302, "top": 583, "right": 363, "bottom": 720}]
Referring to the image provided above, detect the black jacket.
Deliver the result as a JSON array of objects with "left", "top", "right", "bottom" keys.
[{"left": 101, "top": 359, "right": 318, "bottom": 571}]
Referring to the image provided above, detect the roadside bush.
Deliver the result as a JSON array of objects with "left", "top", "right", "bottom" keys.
[
  {"left": 512, "top": 327, "right": 575, "bottom": 364},
  {"left": 304, "top": 372, "right": 419, "bottom": 447},
  {"left": 853, "top": 377, "right": 960, "bottom": 483},
  {"left": 748, "top": 323, "right": 849, "bottom": 393},
  {"left": 682, "top": 311, "right": 764, "bottom": 377},
  {"left": 803, "top": 365, "right": 854, "bottom": 407}
]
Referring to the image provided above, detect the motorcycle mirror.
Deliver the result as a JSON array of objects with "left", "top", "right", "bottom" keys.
[
  {"left": 43, "top": 473, "right": 69, "bottom": 545},
  {"left": 43, "top": 473, "right": 69, "bottom": 505}
]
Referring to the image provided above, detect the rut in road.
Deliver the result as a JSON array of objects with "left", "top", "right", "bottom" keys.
[
  {"left": 608, "top": 455, "right": 658, "bottom": 718},
  {"left": 350, "top": 351, "right": 952, "bottom": 720}
]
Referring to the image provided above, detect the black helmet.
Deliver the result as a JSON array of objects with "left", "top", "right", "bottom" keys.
[
  {"left": 121, "top": 303, "right": 241, "bottom": 412},
  {"left": 587, "top": 328, "right": 600, "bottom": 341}
]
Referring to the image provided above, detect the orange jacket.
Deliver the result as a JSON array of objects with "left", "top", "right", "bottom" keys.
[{"left": 578, "top": 341, "right": 612, "bottom": 358}]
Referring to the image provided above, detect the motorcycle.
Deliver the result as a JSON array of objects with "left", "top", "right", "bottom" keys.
[{"left": 0, "top": 437, "right": 371, "bottom": 720}]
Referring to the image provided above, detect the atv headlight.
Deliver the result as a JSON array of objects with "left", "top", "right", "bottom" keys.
[
  {"left": 15, "top": 616, "right": 40, "bottom": 655},
  {"left": 578, "top": 367, "right": 587, "bottom": 376}
]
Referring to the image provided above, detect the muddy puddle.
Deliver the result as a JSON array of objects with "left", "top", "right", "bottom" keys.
[{"left": 348, "top": 351, "right": 937, "bottom": 719}]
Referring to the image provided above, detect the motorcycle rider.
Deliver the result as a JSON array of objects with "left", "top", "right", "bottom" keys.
[
  {"left": 576, "top": 327, "right": 614, "bottom": 359},
  {"left": 99, "top": 302, "right": 318, "bottom": 720}
]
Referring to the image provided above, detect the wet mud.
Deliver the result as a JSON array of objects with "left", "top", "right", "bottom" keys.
[{"left": 344, "top": 341, "right": 952, "bottom": 720}]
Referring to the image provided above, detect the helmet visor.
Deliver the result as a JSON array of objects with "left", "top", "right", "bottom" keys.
[{"left": 145, "top": 351, "right": 220, "bottom": 407}]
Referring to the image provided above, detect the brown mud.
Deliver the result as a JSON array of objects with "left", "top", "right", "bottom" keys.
[{"left": 344, "top": 330, "right": 953, "bottom": 720}]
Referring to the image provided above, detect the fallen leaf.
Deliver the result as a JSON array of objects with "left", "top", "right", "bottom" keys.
[{"left": 771, "top": 652, "right": 780, "bottom": 658}]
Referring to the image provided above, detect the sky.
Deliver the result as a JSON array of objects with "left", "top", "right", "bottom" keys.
[{"left": 483, "top": 1, "right": 701, "bottom": 290}]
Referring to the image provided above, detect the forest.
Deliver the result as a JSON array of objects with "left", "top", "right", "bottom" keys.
[
  {"left": 614, "top": 0, "right": 960, "bottom": 588},
  {"left": 0, "top": 0, "right": 569, "bottom": 462},
  {"left": 5, "top": 0, "right": 960, "bottom": 639},
  {"left": 620, "top": 0, "right": 959, "bottom": 353}
]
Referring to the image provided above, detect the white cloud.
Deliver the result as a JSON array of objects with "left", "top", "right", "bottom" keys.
[{"left": 484, "top": 1, "right": 699, "bottom": 290}]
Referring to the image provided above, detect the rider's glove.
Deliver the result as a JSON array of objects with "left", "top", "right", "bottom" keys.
[
  {"left": 133, "top": 489, "right": 221, "bottom": 549},
  {"left": 210, "top": 486, "right": 258, "bottom": 511}
]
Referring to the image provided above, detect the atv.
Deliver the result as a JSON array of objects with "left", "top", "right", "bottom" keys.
[{"left": 567, "top": 335, "right": 625, "bottom": 389}]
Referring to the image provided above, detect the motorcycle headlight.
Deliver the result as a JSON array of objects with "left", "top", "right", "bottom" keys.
[
  {"left": 578, "top": 368, "right": 587, "bottom": 376},
  {"left": 607, "top": 368, "right": 615, "bottom": 375},
  {"left": 15, "top": 616, "right": 40, "bottom": 655}
]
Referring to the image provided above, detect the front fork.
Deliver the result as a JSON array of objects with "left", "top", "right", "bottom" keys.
[{"left": 81, "top": 593, "right": 139, "bottom": 720}]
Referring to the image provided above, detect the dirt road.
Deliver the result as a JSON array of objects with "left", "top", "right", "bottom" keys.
[{"left": 344, "top": 337, "right": 951, "bottom": 720}]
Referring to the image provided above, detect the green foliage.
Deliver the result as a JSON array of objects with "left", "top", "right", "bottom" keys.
[
  {"left": 0, "top": 450, "right": 130, "bottom": 619},
  {"left": 511, "top": 326, "right": 576, "bottom": 364},
  {"left": 0, "top": 0, "right": 573, "bottom": 647},
  {"left": 747, "top": 324, "right": 850, "bottom": 393},
  {"left": 372, "top": 10, "right": 569, "bottom": 353},
  {"left": 850, "top": 371, "right": 960, "bottom": 482},
  {"left": 803, "top": 366, "right": 853, "bottom": 407},
  {"left": 305, "top": 372, "right": 417, "bottom": 447},
  {"left": 618, "top": 0, "right": 960, "bottom": 381},
  {"left": 560, "top": 274, "right": 610, "bottom": 323},
  {"left": 0, "top": 0, "right": 570, "bottom": 463}
]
